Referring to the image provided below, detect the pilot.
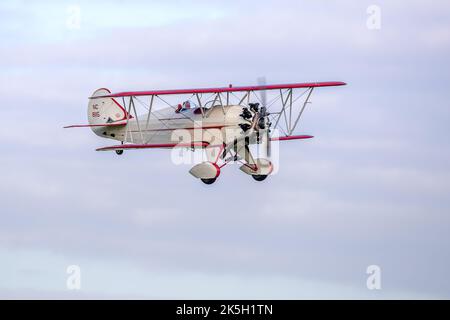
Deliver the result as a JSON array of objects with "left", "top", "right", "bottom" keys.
[
  {"left": 183, "top": 100, "right": 191, "bottom": 110},
  {"left": 176, "top": 101, "right": 191, "bottom": 113}
]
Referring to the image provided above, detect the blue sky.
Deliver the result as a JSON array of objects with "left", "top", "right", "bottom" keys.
[{"left": 1, "top": 0, "right": 450, "bottom": 299}]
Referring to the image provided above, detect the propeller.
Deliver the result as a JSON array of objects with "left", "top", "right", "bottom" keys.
[
  {"left": 238, "top": 77, "right": 272, "bottom": 158},
  {"left": 257, "top": 77, "right": 271, "bottom": 157}
]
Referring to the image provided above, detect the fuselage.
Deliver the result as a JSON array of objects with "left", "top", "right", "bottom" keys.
[{"left": 92, "top": 105, "right": 250, "bottom": 147}]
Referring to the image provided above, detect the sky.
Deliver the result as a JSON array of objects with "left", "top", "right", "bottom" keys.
[{"left": 1, "top": 0, "right": 450, "bottom": 299}]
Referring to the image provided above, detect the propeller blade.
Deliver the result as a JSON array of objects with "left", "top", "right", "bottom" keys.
[
  {"left": 257, "top": 77, "right": 271, "bottom": 158},
  {"left": 257, "top": 76, "right": 267, "bottom": 109}
]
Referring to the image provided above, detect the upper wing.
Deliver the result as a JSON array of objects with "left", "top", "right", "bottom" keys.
[{"left": 90, "top": 81, "right": 346, "bottom": 99}]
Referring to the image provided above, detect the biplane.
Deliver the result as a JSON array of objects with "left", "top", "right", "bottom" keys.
[{"left": 65, "top": 80, "right": 346, "bottom": 184}]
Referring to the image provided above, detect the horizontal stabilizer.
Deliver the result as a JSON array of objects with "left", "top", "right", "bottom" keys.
[
  {"left": 64, "top": 121, "right": 128, "bottom": 129},
  {"left": 96, "top": 142, "right": 209, "bottom": 151}
]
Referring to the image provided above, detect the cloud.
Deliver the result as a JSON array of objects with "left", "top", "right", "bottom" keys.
[{"left": 1, "top": 0, "right": 450, "bottom": 299}]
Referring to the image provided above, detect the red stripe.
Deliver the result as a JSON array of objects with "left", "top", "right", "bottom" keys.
[
  {"left": 96, "top": 142, "right": 209, "bottom": 151},
  {"left": 91, "top": 81, "right": 346, "bottom": 99},
  {"left": 270, "top": 135, "right": 314, "bottom": 141},
  {"left": 212, "top": 162, "right": 221, "bottom": 178},
  {"left": 111, "top": 98, "right": 133, "bottom": 120},
  {"left": 95, "top": 88, "right": 132, "bottom": 120}
]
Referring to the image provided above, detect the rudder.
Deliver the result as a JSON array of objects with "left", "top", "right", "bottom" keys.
[{"left": 88, "top": 88, "right": 128, "bottom": 126}]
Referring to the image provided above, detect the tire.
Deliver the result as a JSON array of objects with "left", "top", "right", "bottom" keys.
[
  {"left": 201, "top": 178, "right": 217, "bottom": 184},
  {"left": 115, "top": 150, "right": 124, "bottom": 155},
  {"left": 252, "top": 175, "right": 267, "bottom": 181}
]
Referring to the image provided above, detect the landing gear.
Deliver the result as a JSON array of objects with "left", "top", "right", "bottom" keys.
[
  {"left": 190, "top": 162, "right": 220, "bottom": 184},
  {"left": 252, "top": 175, "right": 268, "bottom": 181},
  {"left": 115, "top": 150, "right": 124, "bottom": 155},
  {"left": 201, "top": 178, "right": 217, "bottom": 185}
]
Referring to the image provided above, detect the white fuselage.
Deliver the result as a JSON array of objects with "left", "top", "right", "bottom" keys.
[{"left": 92, "top": 105, "right": 251, "bottom": 147}]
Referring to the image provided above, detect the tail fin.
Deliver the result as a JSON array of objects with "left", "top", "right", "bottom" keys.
[{"left": 88, "top": 88, "right": 129, "bottom": 126}]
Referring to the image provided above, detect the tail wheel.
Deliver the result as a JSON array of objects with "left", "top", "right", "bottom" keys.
[
  {"left": 115, "top": 150, "right": 124, "bottom": 155},
  {"left": 252, "top": 175, "right": 268, "bottom": 181},
  {"left": 201, "top": 178, "right": 217, "bottom": 185}
]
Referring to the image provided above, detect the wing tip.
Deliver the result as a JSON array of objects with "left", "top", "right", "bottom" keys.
[{"left": 271, "top": 135, "right": 314, "bottom": 141}]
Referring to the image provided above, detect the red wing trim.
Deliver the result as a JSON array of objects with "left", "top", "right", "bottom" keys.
[
  {"left": 270, "top": 135, "right": 314, "bottom": 141},
  {"left": 64, "top": 121, "right": 127, "bottom": 129},
  {"left": 96, "top": 142, "right": 209, "bottom": 151},
  {"left": 91, "top": 81, "right": 346, "bottom": 98}
]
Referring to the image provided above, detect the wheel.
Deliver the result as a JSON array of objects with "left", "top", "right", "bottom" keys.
[
  {"left": 252, "top": 175, "right": 268, "bottom": 181},
  {"left": 201, "top": 178, "right": 217, "bottom": 184},
  {"left": 115, "top": 150, "right": 124, "bottom": 155}
]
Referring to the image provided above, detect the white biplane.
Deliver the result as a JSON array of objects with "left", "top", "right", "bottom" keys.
[{"left": 66, "top": 81, "right": 346, "bottom": 184}]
